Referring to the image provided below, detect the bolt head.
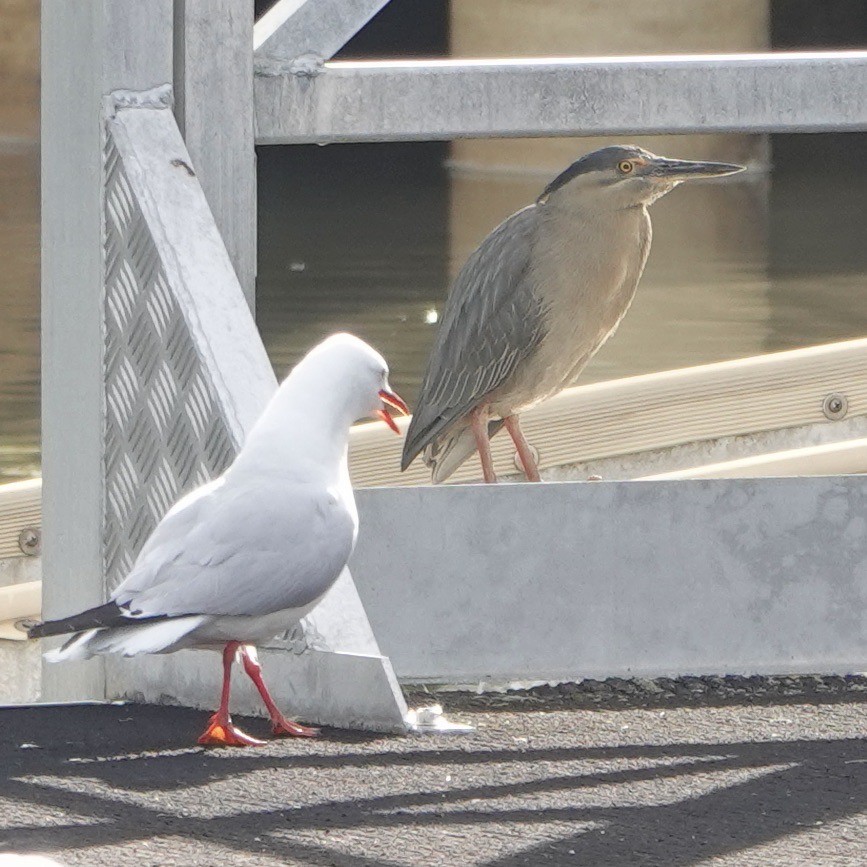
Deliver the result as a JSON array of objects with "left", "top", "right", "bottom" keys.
[
  {"left": 822, "top": 393, "right": 848, "bottom": 421},
  {"left": 18, "top": 527, "right": 41, "bottom": 556}
]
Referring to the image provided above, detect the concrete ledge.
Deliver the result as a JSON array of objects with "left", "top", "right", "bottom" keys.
[
  {"left": 0, "top": 638, "right": 40, "bottom": 703},
  {"left": 350, "top": 477, "right": 867, "bottom": 683}
]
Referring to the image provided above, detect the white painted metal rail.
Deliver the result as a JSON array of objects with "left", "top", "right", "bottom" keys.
[
  {"left": 0, "top": 480, "right": 40, "bottom": 561},
  {"left": 643, "top": 439, "right": 867, "bottom": 481},
  {"left": 349, "top": 338, "right": 867, "bottom": 487},
  {"left": 254, "top": 51, "right": 867, "bottom": 144}
]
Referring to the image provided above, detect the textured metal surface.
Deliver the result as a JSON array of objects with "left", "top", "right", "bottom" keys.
[
  {"left": 102, "top": 133, "right": 235, "bottom": 590},
  {"left": 255, "top": 51, "right": 867, "bottom": 144},
  {"left": 97, "top": 104, "right": 406, "bottom": 731}
]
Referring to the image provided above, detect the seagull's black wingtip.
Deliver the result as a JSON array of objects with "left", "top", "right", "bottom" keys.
[{"left": 25, "top": 600, "right": 166, "bottom": 639}]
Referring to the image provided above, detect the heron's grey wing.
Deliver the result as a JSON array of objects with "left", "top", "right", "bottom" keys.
[
  {"left": 112, "top": 481, "right": 355, "bottom": 618},
  {"left": 402, "top": 205, "right": 547, "bottom": 469}
]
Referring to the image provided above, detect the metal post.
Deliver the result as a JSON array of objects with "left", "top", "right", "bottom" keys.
[
  {"left": 174, "top": 0, "right": 256, "bottom": 309},
  {"left": 41, "top": 1, "right": 173, "bottom": 701}
]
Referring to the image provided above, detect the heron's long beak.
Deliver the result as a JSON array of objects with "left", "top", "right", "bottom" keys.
[
  {"left": 377, "top": 388, "right": 409, "bottom": 434},
  {"left": 649, "top": 158, "right": 745, "bottom": 181}
]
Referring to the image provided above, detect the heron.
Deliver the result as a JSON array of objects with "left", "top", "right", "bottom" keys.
[{"left": 401, "top": 145, "right": 744, "bottom": 483}]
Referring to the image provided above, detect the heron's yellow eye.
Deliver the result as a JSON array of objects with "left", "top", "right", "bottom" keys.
[{"left": 618, "top": 160, "right": 634, "bottom": 175}]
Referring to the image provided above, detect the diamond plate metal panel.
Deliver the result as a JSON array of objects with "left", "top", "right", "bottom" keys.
[{"left": 102, "top": 133, "right": 236, "bottom": 590}]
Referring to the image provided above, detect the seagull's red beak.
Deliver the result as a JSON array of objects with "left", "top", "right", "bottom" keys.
[{"left": 377, "top": 388, "right": 409, "bottom": 434}]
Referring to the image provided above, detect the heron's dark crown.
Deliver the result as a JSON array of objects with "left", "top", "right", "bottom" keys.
[{"left": 539, "top": 145, "right": 649, "bottom": 201}]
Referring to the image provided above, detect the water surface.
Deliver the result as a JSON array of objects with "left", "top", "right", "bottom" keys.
[{"left": 2, "top": 135, "right": 867, "bottom": 483}]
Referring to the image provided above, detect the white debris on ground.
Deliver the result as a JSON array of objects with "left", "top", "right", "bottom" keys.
[{"left": 404, "top": 703, "right": 474, "bottom": 735}]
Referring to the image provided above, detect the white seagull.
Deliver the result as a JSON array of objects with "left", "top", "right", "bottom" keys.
[{"left": 28, "top": 333, "right": 409, "bottom": 747}]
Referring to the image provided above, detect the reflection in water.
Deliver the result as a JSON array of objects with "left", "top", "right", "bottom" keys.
[
  {"left": 256, "top": 143, "right": 449, "bottom": 403},
  {"left": 2, "top": 135, "right": 867, "bottom": 482},
  {"left": 256, "top": 134, "right": 867, "bottom": 399},
  {"left": 0, "top": 143, "right": 40, "bottom": 483}
]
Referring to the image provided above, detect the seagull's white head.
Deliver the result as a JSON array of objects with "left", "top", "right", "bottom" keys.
[{"left": 291, "top": 333, "right": 409, "bottom": 433}]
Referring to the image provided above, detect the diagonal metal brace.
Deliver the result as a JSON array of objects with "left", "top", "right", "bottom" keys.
[
  {"left": 100, "top": 89, "right": 407, "bottom": 732},
  {"left": 254, "top": 0, "right": 392, "bottom": 66}
]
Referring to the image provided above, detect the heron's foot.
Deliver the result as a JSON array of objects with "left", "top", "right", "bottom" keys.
[
  {"left": 198, "top": 713, "right": 267, "bottom": 747},
  {"left": 271, "top": 715, "right": 320, "bottom": 738}
]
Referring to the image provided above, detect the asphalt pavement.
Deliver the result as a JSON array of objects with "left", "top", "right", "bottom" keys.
[{"left": 1, "top": 681, "right": 866, "bottom": 866}]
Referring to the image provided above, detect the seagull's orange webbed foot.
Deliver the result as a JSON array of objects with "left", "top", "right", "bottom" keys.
[
  {"left": 197, "top": 713, "right": 267, "bottom": 747},
  {"left": 271, "top": 715, "right": 319, "bottom": 738},
  {"left": 238, "top": 644, "right": 320, "bottom": 738}
]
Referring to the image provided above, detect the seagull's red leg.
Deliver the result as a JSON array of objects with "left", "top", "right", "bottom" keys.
[
  {"left": 240, "top": 645, "right": 319, "bottom": 738},
  {"left": 470, "top": 406, "right": 498, "bottom": 483},
  {"left": 504, "top": 415, "right": 541, "bottom": 482},
  {"left": 198, "top": 641, "right": 267, "bottom": 747}
]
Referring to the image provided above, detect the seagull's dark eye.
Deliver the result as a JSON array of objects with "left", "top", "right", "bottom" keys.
[{"left": 618, "top": 160, "right": 634, "bottom": 175}]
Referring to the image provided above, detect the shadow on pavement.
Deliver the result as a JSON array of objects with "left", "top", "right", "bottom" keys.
[{"left": 0, "top": 702, "right": 864, "bottom": 866}]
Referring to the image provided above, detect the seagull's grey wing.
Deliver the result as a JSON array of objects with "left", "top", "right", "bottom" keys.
[
  {"left": 121, "top": 478, "right": 225, "bottom": 581},
  {"left": 113, "top": 481, "right": 355, "bottom": 618},
  {"left": 401, "top": 204, "right": 547, "bottom": 469}
]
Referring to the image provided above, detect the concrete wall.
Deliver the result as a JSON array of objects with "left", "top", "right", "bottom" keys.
[
  {"left": 11, "top": 473, "right": 867, "bottom": 700},
  {"left": 351, "top": 477, "right": 867, "bottom": 684}
]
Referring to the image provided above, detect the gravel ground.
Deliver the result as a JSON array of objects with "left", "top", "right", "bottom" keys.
[{"left": 1, "top": 677, "right": 867, "bottom": 866}]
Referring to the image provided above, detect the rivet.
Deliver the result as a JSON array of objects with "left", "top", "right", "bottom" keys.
[
  {"left": 18, "top": 527, "right": 41, "bottom": 557},
  {"left": 822, "top": 392, "right": 848, "bottom": 421},
  {"left": 513, "top": 443, "right": 540, "bottom": 473}
]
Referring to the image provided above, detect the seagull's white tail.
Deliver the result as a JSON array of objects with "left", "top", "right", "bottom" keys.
[{"left": 44, "top": 616, "right": 206, "bottom": 662}]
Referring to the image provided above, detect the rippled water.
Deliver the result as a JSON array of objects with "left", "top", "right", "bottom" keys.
[{"left": 2, "top": 134, "right": 867, "bottom": 483}]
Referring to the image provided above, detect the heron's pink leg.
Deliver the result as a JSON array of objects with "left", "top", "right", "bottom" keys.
[
  {"left": 504, "top": 415, "right": 541, "bottom": 482},
  {"left": 240, "top": 645, "right": 319, "bottom": 738},
  {"left": 470, "top": 406, "right": 497, "bottom": 483},
  {"left": 198, "top": 641, "right": 266, "bottom": 747}
]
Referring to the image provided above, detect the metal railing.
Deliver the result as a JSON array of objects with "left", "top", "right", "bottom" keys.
[{"left": 33, "top": 0, "right": 867, "bottom": 708}]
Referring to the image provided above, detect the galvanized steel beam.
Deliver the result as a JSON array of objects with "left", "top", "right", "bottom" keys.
[
  {"left": 254, "top": 51, "right": 867, "bottom": 144},
  {"left": 41, "top": 0, "right": 174, "bottom": 701},
  {"left": 175, "top": 0, "right": 257, "bottom": 308},
  {"left": 254, "top": 0, "right": 391, "bottom": 63}
]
